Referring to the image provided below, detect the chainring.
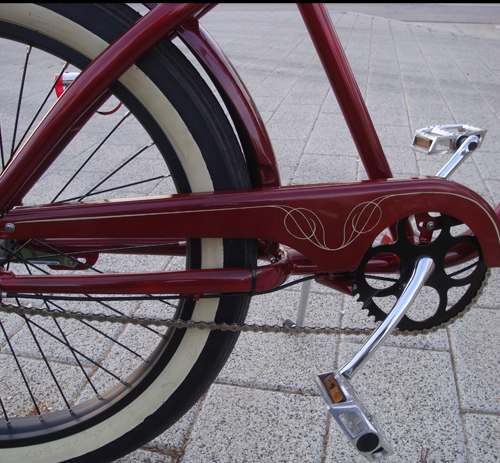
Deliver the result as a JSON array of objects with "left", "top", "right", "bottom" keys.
[{"left": 353, "top": 214, "right": 488, "bottom": 332}]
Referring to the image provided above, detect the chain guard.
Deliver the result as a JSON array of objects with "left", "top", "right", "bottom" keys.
[{"left": 353, "top": 214, "right": 488, "bottom": 332}]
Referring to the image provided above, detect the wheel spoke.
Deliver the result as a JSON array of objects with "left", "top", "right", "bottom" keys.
[
  {"left": 3, "top": 244, "right": 165, "bottom": 361},
  {"left": 50, "top": 111, "right": 132, "bottom": 204},
  {"left": 47, "top": 309, "right": 102, "bottom": 399},
  {"left": 93, "top": 298, "right": 165, "bottom": 337},
  {"left": 54, "top": 174, "right": 168, "bottom": 204},
  {"left": 13, "top": 62, "right": 70, "bottom": 156},
  {"left": 10, "top": 45, "right": 31, "bottom": 161},
  {"left": 0, "top": 123, "right": 5, "bottom": 170},
  {"left": 23, "top": 314, "right": 73, "bottom": 412},
  {"left": 46, "top": 299, "right": 149, "bottom": 363},
  {"left": 77, "top": 142, "right": 155, "bottom": 202},
  {"left": 0, "top": 396, "right": 11, "bottom": 427},
  {"left": 22, "top": 317, "right": 128, "bottom": 386},
  {"left": 0, "top": 239, "right": 51, "bottom": 273},
  {"left": 0, "top": 319, "right": 42, "bottom": 419}
]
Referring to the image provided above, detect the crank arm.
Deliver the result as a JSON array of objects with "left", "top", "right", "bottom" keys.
[
  {"left": 340, "top": 256, "right": 434, "bottom": 379},
  {"left": 436, "top": 135, "right": 479, "bottom": 179},
  {"left": 316, "top": 256, "right": 435, "bottom": 460}
]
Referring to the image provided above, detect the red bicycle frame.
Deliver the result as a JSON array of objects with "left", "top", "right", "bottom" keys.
[{"left": 1, "top": 3, "right": 500, "bottom": 297}]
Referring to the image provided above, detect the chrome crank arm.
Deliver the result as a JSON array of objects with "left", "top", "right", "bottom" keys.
[
  {"left": 316, "top": 256, "right": 435, "bottom": 461},
  {"left": 436, "top": 135, "right": 479, "bottom": 179},
  {"left": 340, "top": 256, "right": 434, "bottom": 379}
]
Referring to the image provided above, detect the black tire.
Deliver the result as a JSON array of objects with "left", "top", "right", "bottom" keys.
[{"left": 0, "top": 3, "right": 255, "bottom": 462}]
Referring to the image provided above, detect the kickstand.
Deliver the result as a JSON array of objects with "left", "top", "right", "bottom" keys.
[{"left": 283, "top": 279, "right": 312, "bottom": 328}]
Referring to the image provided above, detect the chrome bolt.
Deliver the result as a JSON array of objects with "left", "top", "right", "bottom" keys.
[
  {"left": 426, "top": 221, "right": 435, "bottom": 231},
  {"left": 4, "top": 223, "right": 15, "bottom": 234}
]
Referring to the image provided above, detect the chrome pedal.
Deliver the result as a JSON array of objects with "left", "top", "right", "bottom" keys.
[
  {"left": 412, "top": 124, "right": 486, "bottom": 155},
  {"left": 316, "top": 371, "right": 394, "bottom": 461}
]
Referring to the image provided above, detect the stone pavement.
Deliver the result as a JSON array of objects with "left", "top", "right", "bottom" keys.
[{"left": 116, "top": 4, "right": 500, "bottom": 463}]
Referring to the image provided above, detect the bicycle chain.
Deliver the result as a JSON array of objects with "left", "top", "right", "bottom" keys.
[{"left": 0, "top": 269, "right": 489, "bottom": 337}]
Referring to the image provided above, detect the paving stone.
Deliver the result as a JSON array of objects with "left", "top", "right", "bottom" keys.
[
  {"left": 218, "top": 290, "right": 340, "bottom": 393},
  {"left": 292, "top": 154, "right": 358, "bottom": 184},
  {"left": 114, "top": 449, "right": 171, "bottom": 463},
  {"left": 463, "top": 413, "right": 500, "bottom": 463},
  {"left": 182, "top": 384, "right": 327, "bottom": 463},
  {"left": 449, "top": 308, "right": 500, "bottom": 413}
]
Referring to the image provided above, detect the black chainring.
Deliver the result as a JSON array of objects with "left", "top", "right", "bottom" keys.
[{"left": 353, "top": 214, "right": 487, "bottom": 332}]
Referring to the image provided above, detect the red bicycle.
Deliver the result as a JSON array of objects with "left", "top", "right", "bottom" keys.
[{"left": 0, "top": 4, "right": 496, "bottom": 462}]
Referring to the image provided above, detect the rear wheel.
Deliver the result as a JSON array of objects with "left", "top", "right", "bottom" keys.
[{"left": 0, "top": 4, "right": 255, "bottom": 462}]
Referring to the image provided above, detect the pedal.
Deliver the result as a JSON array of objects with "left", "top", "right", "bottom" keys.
[
  {"left": 316, "top": 371, "right": 394, "bottom": 462},
  {"left": 412, "top": 124, "right": 486, "bottom": 155}
]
